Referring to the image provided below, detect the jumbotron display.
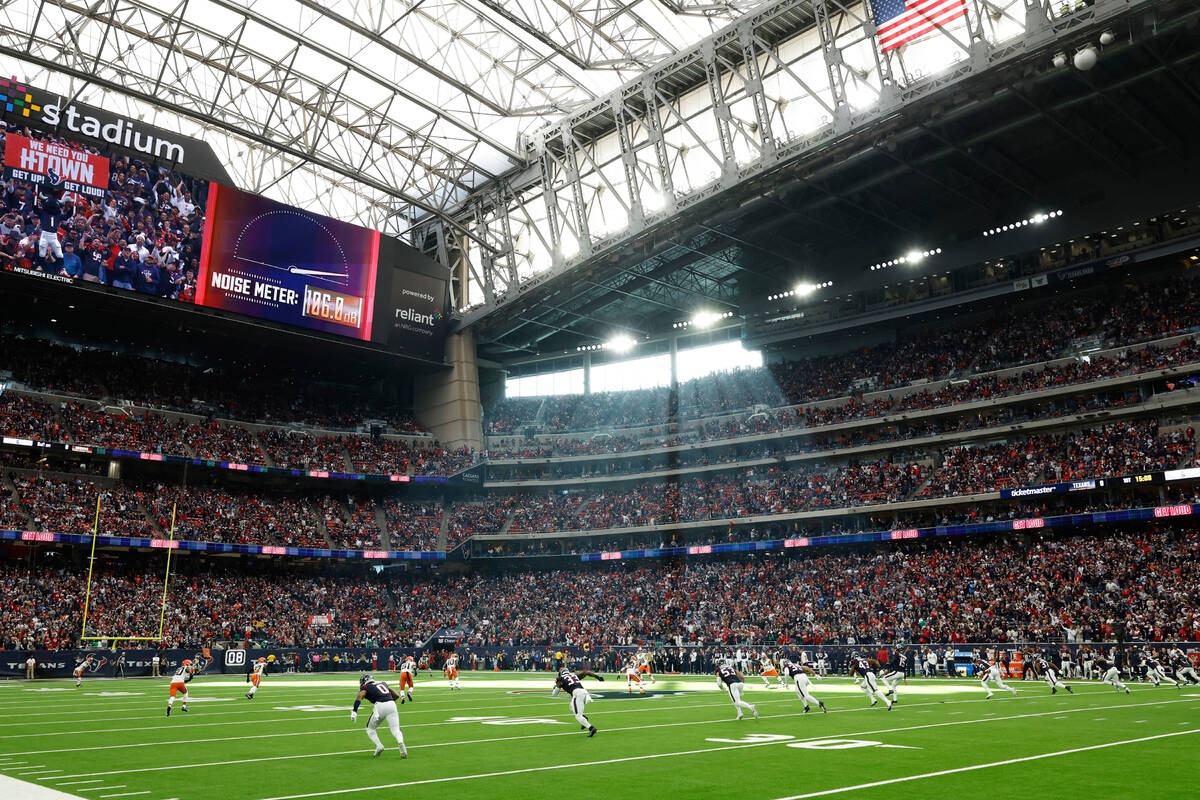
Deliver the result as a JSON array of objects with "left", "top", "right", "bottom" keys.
[
  {"left": 0, "top": 116, "right": 447, "bottom": 356},
  {"left": 197, "top": 183, "right": 380, "bottom": 341}
]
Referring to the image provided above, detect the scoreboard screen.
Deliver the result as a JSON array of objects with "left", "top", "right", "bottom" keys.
[{"left": 196, "top": 183, "right": 380, "bottom": 341}]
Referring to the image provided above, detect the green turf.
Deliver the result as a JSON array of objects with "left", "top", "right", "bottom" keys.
[{"left": 0, "top": 671, "right": 1197, "bottom": 798}]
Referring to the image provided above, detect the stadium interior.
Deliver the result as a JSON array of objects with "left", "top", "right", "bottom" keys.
[{"left": 2, "top": 0, "right": 1200, "bottom": 798}]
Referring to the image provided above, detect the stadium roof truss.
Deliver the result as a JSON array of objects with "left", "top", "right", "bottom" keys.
[
  {"left": 457, "top": 0, "right": 1148, "bottom": 320},
  {"left": 0, "top": 0, "right": 756, "bottom": 243},
  {"left": 0, "top": 0, "right": 1190, "bottom": 350}
]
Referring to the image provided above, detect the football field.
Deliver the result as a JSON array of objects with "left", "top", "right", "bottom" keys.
[{"left": 1, "top": 672, "right": 1197, "bottom": 799}]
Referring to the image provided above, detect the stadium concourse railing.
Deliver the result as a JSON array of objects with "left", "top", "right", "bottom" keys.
[
  {"left": 482, "top": 387, "right": 1200, "bottom": 489},
  {"left": 7, "top": 643, "right": 1198, "bottom": 681},
  {"left": 6, "top": 465, "right": 1197, "bottom": 562},
  {"left": 483, "top": 332, "right": 1200, "bottom": 477}
]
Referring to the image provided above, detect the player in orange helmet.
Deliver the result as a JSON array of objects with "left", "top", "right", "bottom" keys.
[
  {"left": 245, "top": 657, "right": 267, "bottom": 699},
  {"left": 166, "top": 659, "right": 195, "bottom": 716}
]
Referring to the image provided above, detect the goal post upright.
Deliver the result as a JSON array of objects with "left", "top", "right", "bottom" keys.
[
  {"left": 156, "top": 501, "right": 178, "bottom": 641},
  {"left": 78, "top": 494, "right": 103, "bottom": 642}
]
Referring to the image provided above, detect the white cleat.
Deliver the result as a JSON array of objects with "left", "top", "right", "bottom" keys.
[
  {"left": 752, "top": 705, "right": 759, "bottom": 719},
  {"left": 373, "top": 745, "right": 385, "bottom": 758},
  {"left": 399, "top": 743, "right": 408, "bottom": 759}
]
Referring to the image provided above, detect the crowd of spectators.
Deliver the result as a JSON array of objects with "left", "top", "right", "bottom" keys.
[
  {"left": 486, "top": 274, "right": 1200, "bottom": 436},
  {"left": 10, "top": 473, "right": 154, "bottom": 536},
  {"left": 0, "top": 123, "right": 206, "bottom": 301},
  {"left": 381, "top": 500, "right": 442, "bottom": 552},
  {"left": 0, "top": 391, "right": 466, "bottom": 477},
  {"left": 0, "top": 333, "right": 424, "bottom": 432},
  {"left": 146, "top": 484, "right": 324, "bottom": 548},
  {"left": 317, "top": 494, "right": 382, "bottom": 550},
  {"left": 4, "top": 523, "right": 1198, "bottom": 650},
  {"left": 259, "top": 429, "right": 349, "bottom": 472}
]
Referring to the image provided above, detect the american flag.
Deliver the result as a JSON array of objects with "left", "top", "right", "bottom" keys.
[{"left": 868, "top": 0, "right": 969, "bottom": 53}]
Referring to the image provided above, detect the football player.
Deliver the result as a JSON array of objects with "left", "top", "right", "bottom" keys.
[
  {"left": 716, "top": 661, "right": 758, "bottom": 721},
  {"left": 552, "top": 665, "right": 604, "bottom": 737},
  {"left": 444, "top": 653, "right": 461, "bottom": 690},
  {"left": 351, "top": 674, "right": 407, "bottom": 758},
  {"left": 781, "top": 657, "right": 826, "bottom": 713},
  {"left": 1030, "top": 653, "right": 1073, "bottom": 695},
  {"left": 166, "top": 659, "right": 195, "bottom": 716},
  {"left": 758, "top": 653, "right": 783, "bottom": 688},
  {"left": 624, "top": 656, "right": 645, "bottom": 694},
  {"left": 637, "top": 649, "right": 656, "bottom": 685},
  {"left": 73, "top": 655, "right": 94, "bottom": 688},
  {"left": 1169, "top": 649, "right": 1200, "bottom": 685},
  {"left": 1143, "top": 651, "right": 1180, "bottom": 688},
  {"left": 1094, "top": 655, "right": 1130, "bottom": 694},
  {"left": 974, "top": 655, "right": 1017, "bottom": 699},
  {"left": 849, "top": 652, "right": 893, "bottom": 709},
  {"left": 876, "top": 660, "right": 906, "bottom": 704},
  {"left": 245, "top": 657, "right": 267, "bottom": 699},
  {"left": 398, "top": 656, "right": 416, "bottom": 703}
]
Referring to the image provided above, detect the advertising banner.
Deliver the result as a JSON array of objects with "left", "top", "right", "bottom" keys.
[
  {"left": 0, "top": 74, "right": 233, "bottom": 183},
  {"left": 196, "top": 183, "right": 380, "bottom": 341},
  {"left": 2, "top": 132, "right": 110, "bottom": 198},
  {"left": 371, "top": 238, "right": 449, "bottom": 361}
]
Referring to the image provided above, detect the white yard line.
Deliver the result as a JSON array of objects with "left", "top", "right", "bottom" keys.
[
  {"left": 99, "top": 792, "right": 150, "bottom": 798},
  {"left": 45, "top": 695, "right": 1198, "bottom": 785},
  {"left": 769, "top": 729, "right": 1200, "bottom": 799}
]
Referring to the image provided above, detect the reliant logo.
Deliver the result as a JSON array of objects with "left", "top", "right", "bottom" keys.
[{"left": 395, "top": 307, "right": 440, "bottom": 327}]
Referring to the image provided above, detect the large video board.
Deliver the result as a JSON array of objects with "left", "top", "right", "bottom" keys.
[
  {"left": 196, "top": 183, "right": 380, "bottom": 341},
  {"left": 0, "top": 103, "right": 449, "bottom": 360}
]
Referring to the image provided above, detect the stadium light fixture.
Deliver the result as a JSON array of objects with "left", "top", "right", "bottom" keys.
[
  {"left": 983, "top": 210, "right": 1063, "bottom": 237},
  {"left": 605, "top": 334, "right": 637, "bottom": 353},
  {"left": 870, "top": 249, "right": 940, "bottom": 271},
  {"left": 768, "top": 281, "right": 832, "bottom": 301}
]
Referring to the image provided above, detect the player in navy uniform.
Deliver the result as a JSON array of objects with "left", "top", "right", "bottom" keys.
[
  {"left": 781, "top": 657, "right": 826, "bottom": 713},
  {"left": 1169, "top": 649, "right": 1199, "bottom": 685},
  {"left": 716, "top": 662, "right": 758, "bottom": 720},
  {"left": 1094, "top": 656, "right": 1130, "bottom": 694},
  {"left": 351, "top": 674, "right": 408, "bottom": 758},
  {"left": 1143, "top": 651, "right": 1179, "bottom": 688},
  {"left": 850, "top": 653, "right": 892, "bottom": 709},
  {"left": 1031, "top": 653, "right": 1072, "bottom": 694},
  {"left": 974, "top": 656, "right": 1016, "bottom": 699},
  {"left": 552, "top": 666, "right": 604, "bottom": 737}
]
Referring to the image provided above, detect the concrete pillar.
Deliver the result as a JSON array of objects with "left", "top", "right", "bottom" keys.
[{"left": 413, "top": 329, "right": 484, "bottom": 451}]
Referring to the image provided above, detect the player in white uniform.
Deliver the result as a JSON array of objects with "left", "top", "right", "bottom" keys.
[
  {"left": 351, "top": 674, "right": 407, "bottom": 758},
  {"left": 781, "top": 658, "right": 826, "bottom": 713},
  {"left": 878, "top": 664, "right": 906, "bottom": 703},
  {"left": 1094, "top": 656, "right": 1130, "bottom": 694},
  {"left": 398, "top": 656, "right": 416, "bottom": 703},
  {"left": 444, "top": 654, "right": 461, "bottom": 690},
  {"left": 624, "top": 657, "right": 645, "bottom": 694},
  {"left": 73, "top": 655, "right": 95, "bottom": 687},
  {"left": 973, "top": 657, "right": 1017, "bottom": 699},
  {"left": 636, "top": 649, "right": 656, "bottom": 684},
  {"left": 166, "top": 659, "right": 195, "bottom": 716},
  {"left": 245, "top": 657, "right": 267, "bottom": 699},
  {"left": 758, "top": 654, "right": 784, "bottom": 688}
]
